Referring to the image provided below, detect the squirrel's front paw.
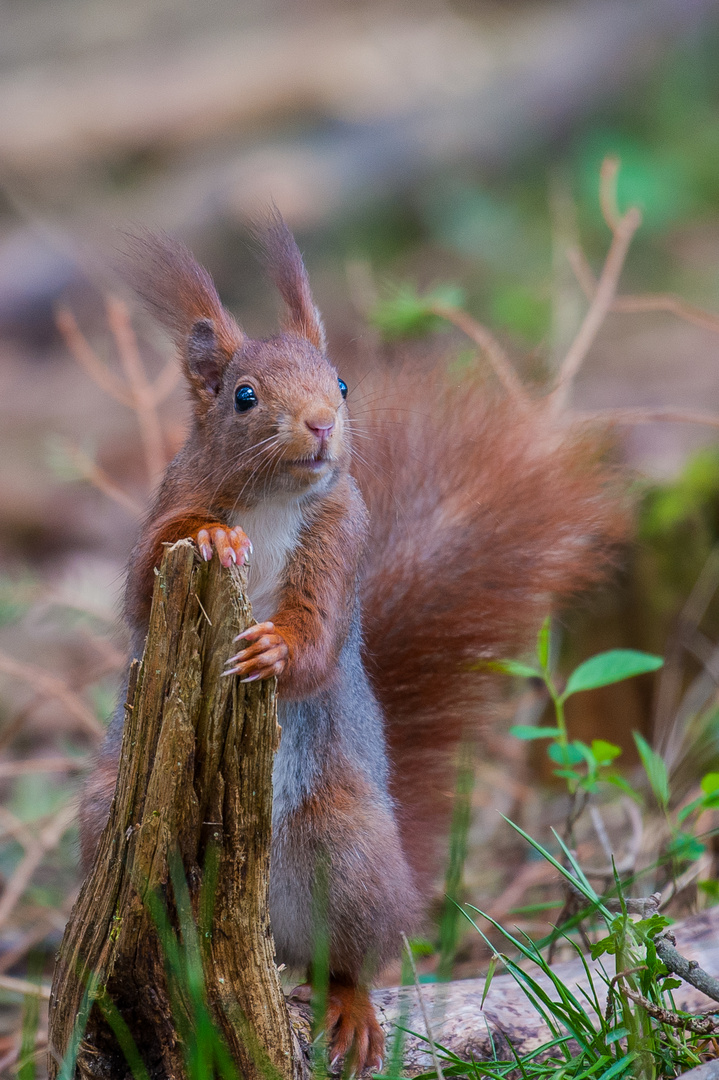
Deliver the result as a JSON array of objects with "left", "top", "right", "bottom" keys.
[
  {"left": 195, "top": 524, "right": 252, "bottom": 569},
  {"left": 222, "top": 621, "right": 289, "bottom": 683}
]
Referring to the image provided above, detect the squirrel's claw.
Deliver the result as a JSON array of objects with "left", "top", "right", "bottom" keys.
[
  {"left": 222, "top": 622, "right": 289, "bottom": 681},
  {"left": 195, "top": 525, "right": 251, "bottom": 568}
]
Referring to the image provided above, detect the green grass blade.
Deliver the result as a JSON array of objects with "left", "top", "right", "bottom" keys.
[{"left": 95, "top": 991, "right": 151, "bottom": 1080}]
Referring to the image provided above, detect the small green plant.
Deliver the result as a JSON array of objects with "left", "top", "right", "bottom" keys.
[
  {"left": 453, "top": 829, "right": 713, "bottom": 1080},
  {"left": 485, "top": 616, "right": 664, "bottom": 797},
  {"left": 489, "top": 620, "right": 719, "bottom": 886},
  {"left": 395, "top": 827, "right": 717, "bottom": 1080},
  {"left": 369, "top": 283, "right": 465, "bottom": 340},
  {"left": 413, "top": 621, "right": 719, "bottom": 1079}
]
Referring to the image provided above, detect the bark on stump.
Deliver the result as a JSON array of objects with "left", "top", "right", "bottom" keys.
[{"left": 47, "top": 540, "right": 303, "bottom": 1080}]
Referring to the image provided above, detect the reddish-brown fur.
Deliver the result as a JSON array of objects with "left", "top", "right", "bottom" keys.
[
  {"left": 255, "top": 207, "right": 326, "bottom": 350},
  {"left": 87, "top": 223, "right": 628, "bottom": 1072},
  {"left": 352, "top": 372, "right": 627, "bottom": 888},
  {"left": 272, "top": 759, "right": 419, "bottom": 980}
]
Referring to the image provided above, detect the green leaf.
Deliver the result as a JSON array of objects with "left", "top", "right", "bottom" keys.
[
  {"left": 698, "top": 879, "right": 719, "bottom": 904},
  {"left": 553, "top": 767, "right": 584, "bottom": 780},
  {"left": 548, "top": 742, "right": 585, "bottom": 766},
  {"left": 509, "top": 725, "right": 561, "bottom": 741},
  {"left": 605, "top": 773, "right": 643, "bottom": 803},
  {"left": 369, "top": 283, "right": 465, "bottom": 341},
  {"left": 536, "top": 616, "right": 551, "bottom": 670},
  {"left": 562, "top": 650, "right": 663, "bottom": 699},
  {"left": 634, "top": 912, "right": 671, "bottom": 939},
  {"left": 590, "top": 935, "right": 618, "bottom": 959},
  {"left": 666, "top": 830, "right": 705, "bottom": 862},
  {"left": 633, "top": 732, "right": 669, "bottom": 810},
  {"left": 701, "top": 772, "right": 719, "bottom": 795},
  {"left": 483, "top": 659, "right": 540, "bottom": 679},
  {"left": 678, "top": 795, "right": 705, "bottom": 823},
  {"left": 660, "top": 977, "right": 682, "bottom": 992},
  {"left": 591, "top": 739, "right": 622, "bottom": 767},
  {"left": 480, "top": 953, "right": 499, "bottom": 1009}
]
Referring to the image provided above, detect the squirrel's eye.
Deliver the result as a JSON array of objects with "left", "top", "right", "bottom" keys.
[
  {"left": 234, "top": 385, "right": 258, "bottom": 413},
  {"left": 338, "top": 378, "right": 348, "bottom": 400}
]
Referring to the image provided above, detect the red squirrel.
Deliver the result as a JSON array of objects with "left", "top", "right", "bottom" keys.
[{"left": 80, "top": 213, "right": 625, "bottom": 1072}]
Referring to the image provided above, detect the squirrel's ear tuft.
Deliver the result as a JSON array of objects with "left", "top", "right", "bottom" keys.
[
  {"left": 119, "top": 230, "right": 244, "bottom": 405},
  {"left": 254, "top": 208, "right": 326, "bottom": 351}
]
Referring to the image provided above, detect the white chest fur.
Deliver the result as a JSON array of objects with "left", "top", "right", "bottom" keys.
[{"left": 230, "top": 500, "right": 304, "bottom": 623}]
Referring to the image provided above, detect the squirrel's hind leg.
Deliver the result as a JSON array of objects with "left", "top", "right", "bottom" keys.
[{"left": 271, "top": 757, "right": 420, "bottom": 1073}]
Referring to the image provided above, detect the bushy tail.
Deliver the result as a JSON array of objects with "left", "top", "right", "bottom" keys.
[{"left": 351, "top": 367, "right": 628, "bottom": 888}]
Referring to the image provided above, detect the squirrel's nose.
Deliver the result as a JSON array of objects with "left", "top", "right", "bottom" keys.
[{"left": 306, "top": 418, "right": 335, "bottom": 440}]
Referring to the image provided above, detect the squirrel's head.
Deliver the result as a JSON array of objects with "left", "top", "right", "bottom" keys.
[{"left": 122, "top": 212, "right": 351, "bottom": 506}]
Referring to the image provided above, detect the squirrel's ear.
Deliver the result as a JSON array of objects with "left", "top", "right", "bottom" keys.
[
  {"left": 186, "top": 318, "right": 229, "bottom": 399},
  {"left": 120, "top": 230, "right": 244, "bottom": 406},
  {"left": 256, "top": 209, "right": 326, "bottom": 351}
]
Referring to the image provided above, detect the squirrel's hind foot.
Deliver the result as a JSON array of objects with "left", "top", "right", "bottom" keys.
[{"left": 326, "top": 980, "right": 384, "bottom": 1075}]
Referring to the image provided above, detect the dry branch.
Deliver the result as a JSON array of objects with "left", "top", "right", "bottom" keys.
[
  {"left": 0, "top": 802, "right": 76, "bottom": 930},
  {"left": 57, "top": 441, "right": 144, "bottom": 517},
  {"left": 568, "top": 243, "right": 719, "bottom": 336},
  {"left": 429, "top": 303, "right": 527, "bottom": 402},
  {"left": 575, "top": 407, "right": 719, "bottom": 430},
  {"left": 58, "top": 298, "right": 173, "bottom": 490},
  {"left": 0, "top": 652, "right": 103, "bottom": 739},
  {"left": 47, "top": 542, "right": 303, "bottom": 1080},
  {"left": 56, "top": 308, "right": 134, "bottom": 408},
  {"left": 551, "top": 158, "right": 642, "bottom": 411},
  {"left": 106, "top": 297, "right": 168, "bottom": 482}
]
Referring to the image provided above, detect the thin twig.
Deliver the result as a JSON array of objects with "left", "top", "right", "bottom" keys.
[
  {"left": 0, "top": 651, "right": 103, "bottom": 738},
  {"left": 598, "top": 156, "right": 623, "bottom": 231},
  {"left": 565, "top": 246, "right": 598, "bottom": 300},
  {"left": 0, "top": 756, "right": 87, "bottom": 778},
  {"left": 620, "top": 981, "right": 719, "bottom": 1035},
  {"left": 590, "top": 806, "right": 614, "bottom": 868},
  {"left": 574, "top": 407, "right": 719, "bottom": 430},
  {"left": 0, "top": 974, "right": 51, "bottom": 1000},
  {"left": 106, "top": 296, "right": 167, "bottom": 482},
  {"left": 56, "top": 308, "right": 133, "bottom": 406},
  {"left": 565, "top": 878, "right": 661, "bottom": 916},
  {"left": 0, "top": 802, "right": 77, "bottom": 929},
  {"left": 0, "top": 807, "right": 37, "bottom": 848},
  {"left": 401, "top": 932, "right": 445, "bottom": 1080},
  {"left": 430, "top": 304, "right": 528, "bottom": 402},
  {"left": 612, "top": 294, "right": 719, "bottom": 334},
  {"left": 59, "top": 440, "right": 143, "bottom": 516},
  {"left": 551, "top": 157, "right": 642, "bottom": 411},
  {"left": 0, "top": 887, "right": 77, "bottom": 975},
  {"left": 605, "top": 965, "right": 648, "bottom": 1025},
  {"left": 149, "top": 356, "right": 182, "bottom": 406},
  {"left": 567, "top": 244, "right": 719, "bottom": 336}
]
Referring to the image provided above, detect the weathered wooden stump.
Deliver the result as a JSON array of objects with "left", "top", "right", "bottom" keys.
[{"left": 47, "top": 541, "right": 303, "bottom": 1080}]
